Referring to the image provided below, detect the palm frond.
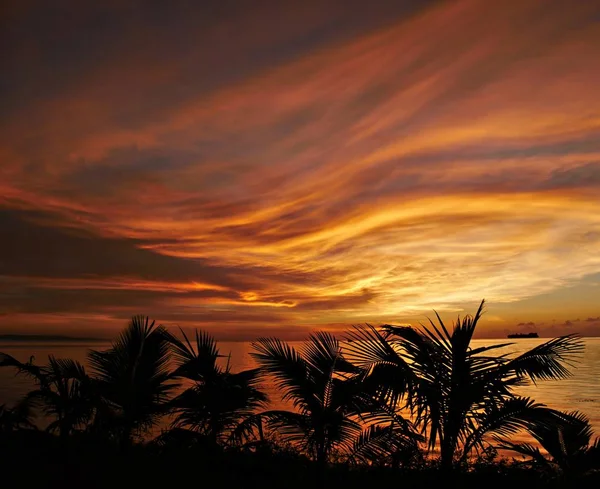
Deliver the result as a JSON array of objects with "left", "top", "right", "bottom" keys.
[
  {"left": 227, "top": 412, "right": 266, "bottom": 447},
  {"left": 347, "top": 425, "right": 399, "bottom": 464},
  {"left": 496, "top": 439, "right": 549, "bottom": 466},
  {"left": 88, "top": 315, "right": 176, "bottom": 442},
  {"left": 503, "top": 334, "right": 583, "bottom": 382},
  {"left": 170, "top": 368, "right": 267, "bottom": 440},
  {"left": 260, "top": 410, "right": 312, "bottom": 446},
  {"left": 345, "top": 325, "right": 414, "bottom": 405},
  {"left": 330, "top": 416, "right": 363, "bottom": 453},
  {"left": 47, "top": 356, "right": 88, "bottom": 381},
  {"left": 345, "top": 324, "right": 406, "bottom": 371},
  {"left": 251, "top": 338, "right": 314, "bottom": 411},
  {"left": 526, "top": 409, "right": 594, "bottom": 466},
  {"left": 301, "top": 332, "right": 340, "bottom": 373},
  {"left": 461, "top": 397, "right": 550, "bottom": 459},
  {"left": 0, "top": 352, "right": 45, "bottom": 382},
  {"left": 168, "top": 328, "right": 223, "bottom": 379}
]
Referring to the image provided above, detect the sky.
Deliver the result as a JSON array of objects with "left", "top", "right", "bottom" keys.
[{"left": 1, "top": 0, "right": 600, "bottom": 340}]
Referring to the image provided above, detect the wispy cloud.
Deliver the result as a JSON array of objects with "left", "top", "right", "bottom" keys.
[{"left": 1, "top": 0, "right": 599, "bottom": 336}]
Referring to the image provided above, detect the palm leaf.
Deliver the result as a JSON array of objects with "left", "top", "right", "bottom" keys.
[
  {"left": 88, "top": 315, "right": 176, "bottom": 441},
  {"left": 347, "top": 425, "right": 403, "bottom": 464},
  {"left": 168, "top": 328, "right": 223, "bottom": 379},
  {"left": 461, "top": 397, "right": 550, "bottom": 459},
  {"left": 260, "top": 410, "right": 312, "bottom": 446},
  {"left": 496, "top": 439, "right": 550, "bottom": 466},
  {"left": 0, "top": 352, "right": 45, "bottom": 382},
  {"left": 502, "top": 334, "right": 583, "bottom": 382},
  {"left": 251, "top": 338, "right": 315, "bottom": 411}
]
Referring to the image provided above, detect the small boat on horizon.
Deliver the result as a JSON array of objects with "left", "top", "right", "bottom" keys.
[{"left": 507, "top": 332, "right": 539, "bottom": 339}]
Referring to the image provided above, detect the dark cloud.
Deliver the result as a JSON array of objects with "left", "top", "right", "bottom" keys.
[
  {"left": 0, "top": 208, "right": 243, "bottom": 288},
  {"left": 541, "top": 317, "right": 600, "bottom": 338},
  {"left": 0, "top": 283, "right": 232, "bottom": 316},
  {"left": 1, "top": 0, "right": 437, "bottom": 121},
  {"left": 517, "top": 321, "right": 536, "bottom": 327},
  {"left": 0, "top": 208, "right": 323, "bottom": 292},
  {"left": 542, "top": 163, "right": 600, "bottom": 190}
]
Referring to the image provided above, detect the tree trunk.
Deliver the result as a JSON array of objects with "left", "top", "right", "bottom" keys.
[
  {"left": 440, "top": 439, "right": 455, "bottom": 471},
  {"left": 314, "top": 441, "right": 328, "bottom": 489}
]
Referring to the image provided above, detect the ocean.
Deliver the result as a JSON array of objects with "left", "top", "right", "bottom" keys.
[{"left": 1, "top": 338, "right": 599, "bottom": 440}]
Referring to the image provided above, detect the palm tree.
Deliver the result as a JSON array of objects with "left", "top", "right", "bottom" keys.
[
  {"left": 251, "top": 332, "right": 419, "bottom": 465},
  {"left": 498, "top": 410, "right": 600, "bottom": 476},
  {"left": 0, "top": 353, "right": 93, "bottom": 441},
  {"left": 347, "top": 300, "right": 584, "bottom": 470},
  {"left": 29, "top": 356, "right": 95, "bottom": 441},
  {"left": 166, "top": 329, "right": 267, "bottom": 447},
  {"left": 88, "top": 315, "right": 176, "bottom": 448}
]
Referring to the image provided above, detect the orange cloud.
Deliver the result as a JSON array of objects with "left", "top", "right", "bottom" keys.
[{"left": 1, "top": 0, "right": 599, "bottom": 336}]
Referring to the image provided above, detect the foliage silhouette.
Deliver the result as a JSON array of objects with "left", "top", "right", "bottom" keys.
[
  {"left": 498, "top": 409, "right": 600, "bottom": 476},
  {"left": 0, "top": 352, "right": 93, "bottom": 441},
  {"left": 166, "top": 328, "right": 267, "bottom": 447},
  {"left": 251, "top": 331, "right": 420, "bottom": 464},
  {"left": 346, "top": 299, "right": 584, "bottom": 470},
  {"left": 0, "top": 304, "right": 595, "bottom": 485},
  {"left": 88, "top": 315, "right": 176, "bottom": 447}
]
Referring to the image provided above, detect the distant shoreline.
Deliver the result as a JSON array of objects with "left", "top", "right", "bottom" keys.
[
  {"left": 0, "top": 334, "right": 595, "bottom": 344},
  {"left": 0, "top": 334, "right": 108, "bottom": 343}
]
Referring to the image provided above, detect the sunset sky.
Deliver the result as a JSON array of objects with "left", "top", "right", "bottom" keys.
[{"left": 1, "top": 0, "right": 599, "bottom": 339}]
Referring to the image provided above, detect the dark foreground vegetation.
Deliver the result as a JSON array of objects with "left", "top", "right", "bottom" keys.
[{"left": 1, "top": 300, "right": 599, "bottom": 488}]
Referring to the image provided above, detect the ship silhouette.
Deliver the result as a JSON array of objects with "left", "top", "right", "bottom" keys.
[{"left": 507, "top": 332, "right": 539, "bottom": 339}]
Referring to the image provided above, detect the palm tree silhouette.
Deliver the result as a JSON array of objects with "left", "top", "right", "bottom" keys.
[
  {"left": 165, "top": 329, "right": 267, "bottom": 447},
  {"left": 0, "top": 353, "right": 93, "bottom": 442},
  {"left": 88, "top": 316, "right": 176, "bottom": 448},
  {"left": 347, "top": 300, "right": 584, "bottom": 470},
  {"left": 251, "top": 332, "right": 419, "bottom": 465},
  {"left": 498, "top": 409, "right": 600, "bottom": 476},
  {"left": 28, "top": 356, "right": 94, "bottom": 442}
]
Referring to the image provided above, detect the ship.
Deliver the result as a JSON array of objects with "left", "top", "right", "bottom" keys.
[{"left": 507, "top": 332, "right": 539, "bottom": 339}]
